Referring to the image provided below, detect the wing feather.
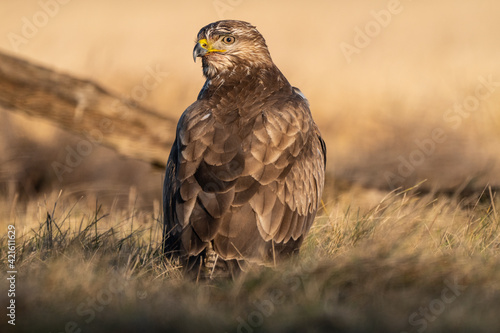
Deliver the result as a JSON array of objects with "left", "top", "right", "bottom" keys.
[{"left": 163, "top": 84, "right": 326, "bottom": 264}]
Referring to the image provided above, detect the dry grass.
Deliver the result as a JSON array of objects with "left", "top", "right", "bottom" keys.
[
  {"left": 1, "top": 185, "right": 500, "bottom": 332},
  {"left": 1, "top": 1, "right": 500, "bottom": 332},
  {"left": 1, "top": 1, "right": 500, "bottom": 191}
]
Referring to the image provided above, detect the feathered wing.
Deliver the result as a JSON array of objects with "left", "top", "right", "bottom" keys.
[
  {"left": 163, "top": 91, "right": 326, "bottom": 264},
  {"left": 162, "top": 121, "right": 181, "bottom": 257}
]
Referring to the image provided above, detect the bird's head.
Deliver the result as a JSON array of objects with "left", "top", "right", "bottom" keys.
[{"left": 193, "top": 20, "right": 273, "bottom": 79}]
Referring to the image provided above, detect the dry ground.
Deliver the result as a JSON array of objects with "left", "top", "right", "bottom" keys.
[
  {"left": 1, "top": 1, "right": 500, "bottom": 332},
  {"left": 1, "top": 0, "right": 500, "bottom": 192},
  {"left": 1, "top": 186, "right": 500, "bottom": 332}
]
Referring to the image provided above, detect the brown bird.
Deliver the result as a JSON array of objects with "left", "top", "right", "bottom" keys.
[{"left": 163, "top": 20, "right": 326, "bottom": 279}]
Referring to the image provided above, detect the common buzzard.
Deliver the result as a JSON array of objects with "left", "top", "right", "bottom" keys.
[{"left": 163, "top": 20, "right": 326, "bottom": 278}]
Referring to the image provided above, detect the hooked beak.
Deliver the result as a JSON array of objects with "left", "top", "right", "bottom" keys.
[
  {"left": 192, "top": 38, "right": 226, "bottom": 62},
  {"left": 193, "top": 42, "right": 207, "bottom": 62}
]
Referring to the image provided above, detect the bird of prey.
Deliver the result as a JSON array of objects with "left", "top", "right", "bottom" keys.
[{"left": 163, "top": 20, "right": 326, "bottom": 278}]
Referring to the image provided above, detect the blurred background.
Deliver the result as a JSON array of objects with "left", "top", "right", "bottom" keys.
[{"left": 1, "top": 0, "right": 499, "bottom": 211}]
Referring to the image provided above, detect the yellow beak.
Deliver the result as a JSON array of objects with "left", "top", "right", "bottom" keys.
[{"left": 193, "top": 38, "right": 226, "bottom": 62}]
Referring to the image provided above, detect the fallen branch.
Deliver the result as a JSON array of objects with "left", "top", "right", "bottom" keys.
[{"left": 0, "top": 51, "right": 177, "bottom": 168}]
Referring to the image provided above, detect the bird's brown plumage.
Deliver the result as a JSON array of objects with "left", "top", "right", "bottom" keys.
[{"left": 163, "top": 20, "right": 326, "bottom": 278}]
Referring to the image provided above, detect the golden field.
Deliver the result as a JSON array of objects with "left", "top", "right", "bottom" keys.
[{"left": 1, "top": 1, "right": 500, "bottom": 332}]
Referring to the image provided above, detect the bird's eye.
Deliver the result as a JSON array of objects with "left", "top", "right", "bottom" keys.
[{"left": 222, "top": 36, "right": 235, "bottom": 44}]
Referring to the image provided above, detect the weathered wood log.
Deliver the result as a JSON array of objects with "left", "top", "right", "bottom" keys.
[{"left": 0, "top": 51, "right": 177, "bottom": 168}]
